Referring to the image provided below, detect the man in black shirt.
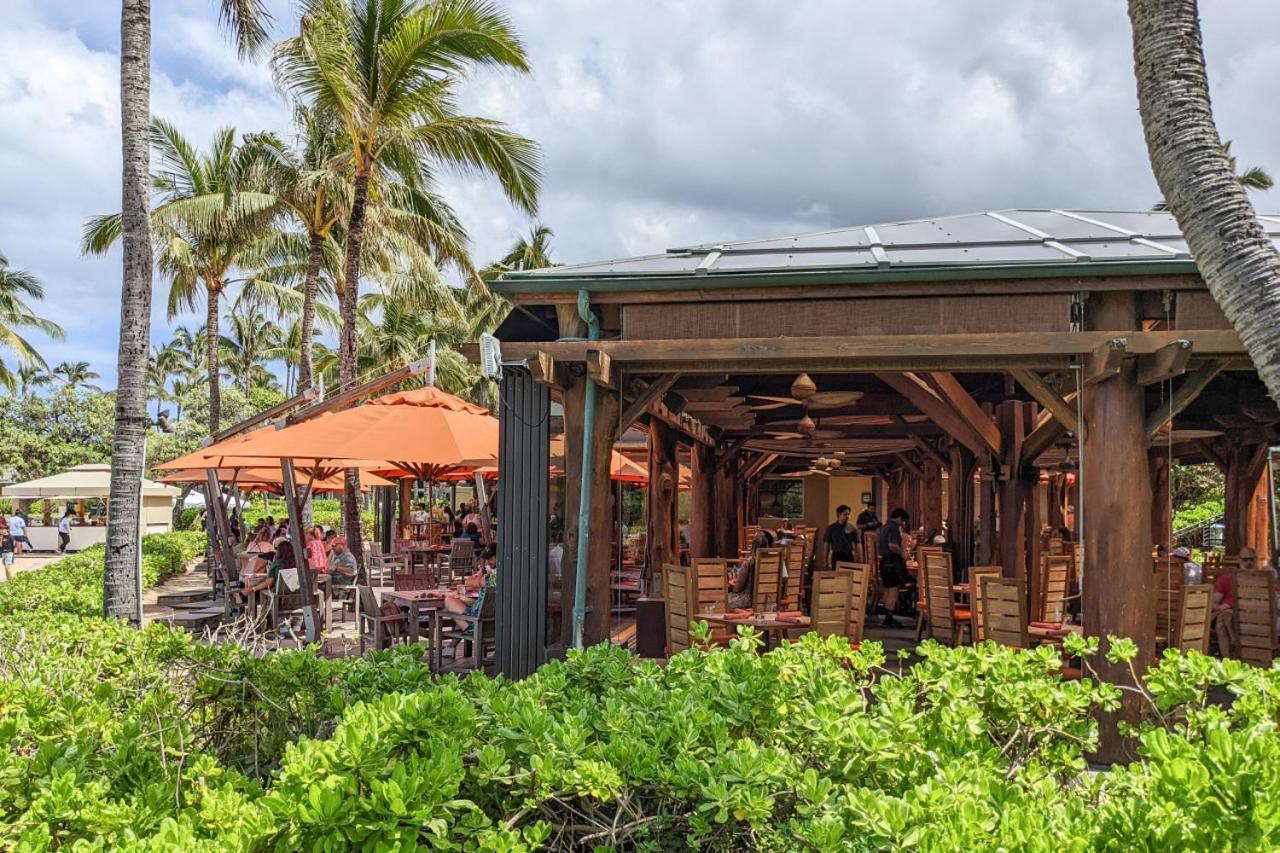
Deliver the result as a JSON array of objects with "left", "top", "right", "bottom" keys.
[
  {"left": 824, "top": 505, "right": 856, "bottom": 568},
  {"left": 856, "top": 501, "right": 880, "bottom": 532},
  {"left": 876, "top": 507, "right": 911, "bottom": 628}
]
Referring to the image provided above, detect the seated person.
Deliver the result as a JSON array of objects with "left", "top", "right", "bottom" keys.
[
  {"left": 442, "top": 566, "right": 496, "bottom": 654},
  {"left": 1212, "top": 547, "right": 1257, "bottom": 654},
  {"left": 728, "top": 530, "right": 772, "bottom": 610},
  {"left": 462, "top": 522, "right": 483, "bottom": 549},
  {"left": 327, "top": 536, "right": 358, "bottom": 585},
  {"left": 409, "top": 502, "right": 430, "bottom": 538},
  {"left": 244, "top": 541, "right": 297, "bottom": 595}
]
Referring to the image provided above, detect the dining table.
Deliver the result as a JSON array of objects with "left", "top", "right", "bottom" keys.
[
  {"left": 381, "top": 587, "right": 451, "bottom": 650},
  {"left": 701, "top": 610, "right": 811, "bottom": 650}
]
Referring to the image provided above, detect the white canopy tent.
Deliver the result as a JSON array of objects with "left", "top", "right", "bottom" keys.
[{"left": 1, "top": 464, "right": 180, "bottom": 550}]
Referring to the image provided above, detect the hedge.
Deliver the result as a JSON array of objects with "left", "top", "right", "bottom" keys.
[{"left": 0, "top": 539, "right": 1277, "bottom": 849}]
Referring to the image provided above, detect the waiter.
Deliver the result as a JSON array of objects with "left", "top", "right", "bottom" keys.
[{"left": 824, "top": 505, "right": 856, "bottom": 568}]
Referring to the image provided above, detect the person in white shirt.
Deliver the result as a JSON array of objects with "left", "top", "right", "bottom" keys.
[
  {"left": 57, "top": 513, "right": 73, "bottom": 554},
  {"left": 1172, "top": 545, "right": 1201, "bottom": 585},
  {"left": 7, "top": 514, "right": 26, "bottom": 556}
]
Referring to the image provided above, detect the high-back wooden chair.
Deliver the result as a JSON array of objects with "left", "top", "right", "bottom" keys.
[
  {"left": 691, "top": 558, "right": 732, "bottom": 644},
  {"left": 810, "top": 570, "right": 852, "bottom": 637},
  {"left": 923, "top": 550, "right": 967, "bottom": 645},
  {"left": 783, "top": 541, "right": 807, "bottom": 608},
  {"left": 834, "top": 561, "right": 872, "bottom": 643},
  {"left": 981, "top": 576, "right": 1030, "bottom": 649},
  {"left": 663, "top": 562, "right": 693, "bottom": 656},
  {"left": 1234, "top": 570, "right": 1277, "bottom": 667},
  {"left": 861, "top": 531, "right": 879, "bottom": 570},
  {"left": 1039, "top": 556, "right": 1073, "bottom": 624},
  {"left": 741, "top": 525, "right": 760, "bottom": 552},
  {"left": 968, "top": 566, "right": 1003, "bottom": 642},
  {"left": 441, "top": 538, "right": 476, "bottom": 581},
  {"left": 393, "top": 571, "right": 435, "bottom": 592},
  {"left": 1177, "top": 583, "right": 1214, "bottom": 653},
  {"left": 1154, "top": 560, "right": 1186, "bottom": 646},
  {"left": 752, "top": 548, "right": 784, "bottom": 612}
]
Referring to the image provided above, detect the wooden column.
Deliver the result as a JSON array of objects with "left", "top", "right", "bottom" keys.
[
  {"left": 688, "top": 442, "right": 716, "bottom": 559},
  {"left": 997, "top": 401, "right": 1029, "bottom": 578},
  {"left": 1149, "top": 452, "right": 1172, "bottom": 551},
  {"left": 646, "top": 419, "right": 680, "bottom": 576},
  {"left": 921, "top": 459, "right": 943, "bottom": 538},
  {"left": 1045, "top": 474, "right": 1064, "bottom": 532},
  {"left": 948, "top": 444, "right": 976, "bottom": 570},
  {"left": 712, "top": 452, "right": 740, "bottom": 558},
  {"left": 1224, "top": 439, "right": 1268, "bottom": 556},
  {"left": 977, "top": 461, "right": 996, "bottom": 565},
  {"left": 1082, "top": 290, "right": 1153, "bottom": 763}
]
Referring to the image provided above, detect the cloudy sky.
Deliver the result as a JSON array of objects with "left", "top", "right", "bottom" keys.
[{"left": 2, "top": 0, "right": 1278, "bottom": 385}]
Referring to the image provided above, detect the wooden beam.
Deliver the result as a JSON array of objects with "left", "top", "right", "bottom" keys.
[
  {"left": 473, "top": 330, "right": 1246, "bottom": 375},
  {"left": 878, "top": 372, "right": 992, "bottom": 458},
  {"left": 676, "top": 386, "right": 739, "bottom": 401},
  {"left": 1021, "top": 412, "right": 1069, "bottom": 465},
  {"left": 715, "top": 437, "right": 750, "bottom": 473},
  {"left": 286, "top": 358, "right": 430, "bottom": 424},
  {"left": 927, "top": 372, "right": 1002, "bottom": 456},
  {"left": 1137, "top": 339, "right": 1192, "bottom": 386},
  {"left": 896, "top": 453, "right": 924, "bottom": 478},
  {"left": 208, "top": 388, "right": 318, "bottom": 443},
  {"left": 1145, "top": 361, "right": 1226, "bottom": 438},
  {"left": 1009, "top": 369, "right": 1080, "bottom": 435},
  {"left": 1083, "top": 338, "right": 1127, "bottom": 386},
  {"left": 528, "top": 351, "right": 560, "bottom": 388},
  {"left": 1193, "top": 438, "right": 1230, "bottom": 475},
  {"left": 617, "top": 373, "right": 680, "bottom": 438},
  {"left": 586, "top": 349, "right": 615, "bottom": 390},
  {"left": 910, "top": 435, "right": 949, "bottom": 469},
  {"left": 743, "top": 452, "right": 781, "bottom": 481}
]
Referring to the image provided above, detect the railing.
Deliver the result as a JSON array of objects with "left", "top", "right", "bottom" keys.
[{"left": 1173, "top": 515, "right": 1224, "bottom": 550}]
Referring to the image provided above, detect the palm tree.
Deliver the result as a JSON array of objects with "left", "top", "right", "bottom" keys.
[
  {"left": 84, "top": 119, "right": 279, "bottom": 431},
  {"left": 221, "top": 306, "right": 284, "bottom": 393},
  {"left": 274, "top": 0, "right": 542, "bottom": 554},
  {"left": 1152, "top": 140, "right": 1273, "bottom": 210},
  {"left": 107, "top": 0, "right": 272, "bottom": 625},
  {"left": 481, "top": 223, "right": 555, "bottom": 280},
  {"left": 53, "top": 361, "right": 103, "bottom": 391},
  {"left": 17, "top": 365, "right": 53, "bottom": 396},
  {"left": 1129, "top": 0, "right": 1280, "bottom": 403},
  {"left": 0, "top": 251, "right": 64, "bottom": 392},
  {"left": 168, "top": 376, "right": 195, "bottom": 422},
  {"left": 147, "top": 343, "right": 179, "bottom": 418}
]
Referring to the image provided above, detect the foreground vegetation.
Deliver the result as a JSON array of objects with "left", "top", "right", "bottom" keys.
[{"left": 0, "top": 539, "right": 1275, "bottom": 849}]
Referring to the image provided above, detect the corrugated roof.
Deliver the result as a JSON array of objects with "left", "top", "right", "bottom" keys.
[{"left": 495, "top": 209, "right": 1280, "bottom": 292}]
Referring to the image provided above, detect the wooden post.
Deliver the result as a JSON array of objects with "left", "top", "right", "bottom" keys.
[
  {"left": 1224, "top": 439, "right": 1269, "bottom": 556},
  {"left": 977, "top": 459, "right": 996, "bottom": 565},
  {"left": 689, "top": 443, "right": 715, "bottom": 559},
  {"left": 921, "top": 459, "right": 943, "bottom": 538},
  {"left": 646, "top": 419, "right": 680, "bottom": 576},
  {"left": 948, "top": 444, "right": 976, "bottom": 570},
  {"left": 397, "top": 478, "right": 411, "bottom": 541},
  {"left": 1149, "top": 452, "right": 1172, "bottom": 551},
  {"left": 712, "top": 451, "right": 740, "bottom": 558},
  {"left": 997, "top": 401, "right": 1029, "bottom": 579},
  {"left": 1082, "top": 291, "right": 1153, "bottom": 763}
]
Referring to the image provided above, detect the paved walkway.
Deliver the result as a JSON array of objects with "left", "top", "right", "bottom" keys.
[{"left": 2, "top": 552, "right": 62, "bottom": 581}]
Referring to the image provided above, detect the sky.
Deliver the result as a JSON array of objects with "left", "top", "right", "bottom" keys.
[{"left": 2, "top": 0, "right": 1279, "bottom": 387}]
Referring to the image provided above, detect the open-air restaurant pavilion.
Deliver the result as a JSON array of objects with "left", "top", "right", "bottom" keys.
[{"left": 158, "top": 209, "right": 1278, "bottom": 762}]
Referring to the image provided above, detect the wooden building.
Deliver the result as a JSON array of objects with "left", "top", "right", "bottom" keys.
[{"left": 481, "top": 209, "right": 1279, "bottom": 754}]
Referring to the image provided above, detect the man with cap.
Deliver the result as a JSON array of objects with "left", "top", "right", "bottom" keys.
[{"left": 1171, "top": 545, "right": 1201, "bottom": 585}]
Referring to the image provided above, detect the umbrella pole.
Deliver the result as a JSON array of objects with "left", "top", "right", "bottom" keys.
[{"left": 281, "top": 459, "right": 319, "bottom": 643}]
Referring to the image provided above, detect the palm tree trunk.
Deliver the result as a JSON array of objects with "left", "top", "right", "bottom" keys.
[
  {"left": 1129, "top": 0, "right": 1280, "bottom": 402},
  {"left": 206, "top": 287, "right": 222, "bottom": 432},
  {"left": 104, "top": 0, "right": 152, "bottom": 626},
  {"left": 340, "top": 170, "right": 371, "bottom": 565},
  {"left": 298, "top": 230, "right": 324, "bottom": 392}
]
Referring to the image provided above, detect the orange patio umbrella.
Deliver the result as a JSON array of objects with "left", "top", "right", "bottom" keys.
[
  {"left": 157, "top": 467, "right": 392, "bottom": 493},
  {"left": 211, "top": 385, "right": 499, "bottom": 480}
]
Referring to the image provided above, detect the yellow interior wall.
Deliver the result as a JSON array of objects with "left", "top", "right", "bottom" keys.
[
  {"left": 802, "top": 474, "right": 829, "bottom": 530},
  {"left": 827, "top": 475, "right": 874, "bottom": 521}
]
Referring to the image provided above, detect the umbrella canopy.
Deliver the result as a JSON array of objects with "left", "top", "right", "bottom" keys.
[
  {"left": 1, "top": 463, "right": 180, "bottom": 499},
  {"left": 157, "top": 467, "right": 392, "bottom": 493},
  {"left": 209, "top": 386, "right": 499, "bottom": 480}
]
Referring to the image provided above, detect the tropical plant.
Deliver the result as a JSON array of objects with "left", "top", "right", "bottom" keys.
[
  {"left": 273, "top": 0, "right": 542, "bottom": 556},
  {"left": 1129, "top": 0, "right": 1280, "bottom": 403},
  {"left": 16, "top": 365, "right": 54, "bottom": 397},
  {"left": 221, "top": 306, "right": 284, "bottom": 393},
  {"left": 0, "top": 251, "right": 64, "bottom": 393},
  {"left": 480, "top": 222, "right": 554, "bottom": 280},
  {"left": 52, "top": 360, "right": 102, "bottom": 391}
]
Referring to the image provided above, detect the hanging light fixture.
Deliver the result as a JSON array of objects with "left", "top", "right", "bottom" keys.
[
  {"left": 791, "top": 373, "right": 817, "bottom": 400},
  {"left": 798, "top": 412, "right": 817, "bottom": 435}
]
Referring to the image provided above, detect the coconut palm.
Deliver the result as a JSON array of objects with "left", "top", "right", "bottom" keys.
[
  {"left": 1151, "top": 140, "right": 1273, "bottom": 210},
  {"left": 84, "top": 119, "right": 280, "bottom": 431},
  {"left": 107, "top": 0, "right": 272, "bottom": 625},
  {"left": 1130, "top": 0, "right": 1280, "bottom": 403},
  {"left": 0, "top": 251, "right": 64, "bottom": 392},
  {"left": 221, "top": 306, "right": 284, "bottom": 393},
  {"left": 481, "top": 223, "right": 555, "bottom": 280},
  {"left": 274, "top": 0, "right": 542, "bottom": 554},
  {"left": 147, "top": 344, "right": 178, "bottom": 418},
  {"left": 53, "top": 361, "right": 103, "bottom": 391},
  {"left": 17, "top": 365, "right": 54, "bottom": 396}
]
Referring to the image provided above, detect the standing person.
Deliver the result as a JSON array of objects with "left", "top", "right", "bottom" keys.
[
  {"left": 823, "top": 505, "right": 856, "bottom": 568},
  {"left": 7, "top": 512, "right": 27, "bottom": 556},
  {"left": 1, "top": 522, "right": 14, "bottom": 581},
  {"left": 409, "top": 502, "right": 429, "bottom": 539},
  {"left": 57, "top": 512, "right": 73, "bottom": 554},
  {"left": 876, "top": 508, "right": 911, "bottom": 628},
  {"left": 856, "top": 501, "right": 881, "bottom": 533}
]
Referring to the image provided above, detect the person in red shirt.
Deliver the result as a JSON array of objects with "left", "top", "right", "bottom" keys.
[{"left": 1212, "top": 547, "right": 1257, "bottom": 655}]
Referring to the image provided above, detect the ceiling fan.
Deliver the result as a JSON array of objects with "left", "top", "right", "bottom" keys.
[
  {"left": 748, "top": 374, "right": 863, "bottom": 410},
  {"left": 762, "top": 410, "right": 842, "bottom": 441}
]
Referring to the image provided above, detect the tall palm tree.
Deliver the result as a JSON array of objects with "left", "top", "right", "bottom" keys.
[
  {"left": 17, "top": 365, "right": 53, "bottom": 397},
  {"left": 53, "top": 361, "right": 103, "bottom": 391},
  {"left": 1130, "top": 0, "right": 1280, "bottom": 404},
  {"left": 0, "top": 250, "right": 64, "bottom": 392},
  {"left": 274, "top": 0, "right": 542, "bottom": 553},
  {"left": 481, "top": 223, "right": 554, "bottom": 280},
  {"left": 1152, "top": 140, "right": 1273, "bottom": 210},
  {"left": 168, "top": 376, "right": 195, "bottom": 422},
  {"left": 107, "top": 0, "right": 272, "bottom": 625},
  {"left": 221, "top": 306, "right": 284, "bottom": 393},
  {"left": 85, "top": 119, "right": 279, "bottom": 431}
]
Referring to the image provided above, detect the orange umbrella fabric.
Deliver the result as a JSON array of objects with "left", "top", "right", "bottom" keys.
[{"left": 158, "top": 467, "right": 392, "bottom": 493}]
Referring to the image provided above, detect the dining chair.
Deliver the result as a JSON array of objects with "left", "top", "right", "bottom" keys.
[
  {"left": 783, "top": 541, "right": 806, "bottom": 609},
  {"left": 1176, "top": 583, "right": 1214, "bottom": 653},
  {"left": 357, "top": 585, "right": 408, "bottom": 654},
  {"left": 923, "top": 550, "right": 968, "bottom": 646},
  {"left": 810, "top": 570, "right": 852, "bottom": 638},
  {"left": 968, "top": 566, "right": 1002, "bottom": 643},
  {"left": 1039, "top": 555, "right": 1074, "bottom": 624},
  {"left": 981, "top": 576, "right": 1030, "bottom": 649},
  {"left": 692, "top": 558, "right": 732, "bottom": 645},
  {"left": 1234, "top": 570, "right": 1277, "bottom": 667},
  {"left": 752, "top": 548, "right": 784, "bottom": 613},
  {"left": 834, "top": 561, "right": 871, "bottom": 644},
  {"left": 663, "top": 563, "right": 693, "bottom": 656}
]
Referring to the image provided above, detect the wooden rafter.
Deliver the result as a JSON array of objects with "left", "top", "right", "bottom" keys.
[
  {"left": 1137, "top": 339, "right": 1192, "bottom": 386},
  {"left": 925, "top": 372, "right": 1001, "bottom": 456},
  {"left": 1009, "top": 369, "right": 1080, "bottom": 435},
  {"left": 910, "top": 435, "right": 949, "bottom": 469},
  {"left": 1193, "top": 438, "right": 1230, "bottom": 474},
  {"left": 877, "top": 372, "right": 993, "bottom": 458},
  {"left": 1145, "top": 361, "right": 1226, "bottom": 438},
  {"left": 617, "top": 373, "right": 682, "bottom": 439}
]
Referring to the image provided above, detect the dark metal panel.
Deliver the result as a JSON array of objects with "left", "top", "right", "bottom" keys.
[{"left": 496, "top": 367, "right": 549, "bottom": 679}]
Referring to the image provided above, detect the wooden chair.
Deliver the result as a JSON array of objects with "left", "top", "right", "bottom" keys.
[
  {"left": 692, "top": 558, "right": 732, "bottom": 644},
  {"left": 1154, "top": 560, "right": 1186, "bottom": 647},
  {"left": 810, "top": 570, "right": 852, "bottom": 637},
  {"left": 365, "top": 542, "right": 408, "bottom": 586},
  {"left": 270, "top": 573, "right": 325, "bottom": 639},
  {"left": 1235, "top": 570, "right": 1278, "bottom": 667},
  {"left": 981, "top": 576, "right": 1030, "bottom": 649},
  {"left": 752, "top": 548, "right": 784, "bottom": 612},
  {"left": 357, "top": 585, "right": 408, "bottom": 653},
  {"left": 968, "top": 566, "right": 1003, "bottom": 642},
  {"left": 742, "top": 525, "right": 760, "bottom": 552},
  {"left": 860, "top": 531, "right": 879, "bottom": 570},
  {"left": 834, "top": 561, "right": 872, "bottom": 644},
  {"left": 1177, "top": 583, "right": 1214, "bottom": 653},
  {"left": 922, "top": 550, "right": 968, "bottom": 646},
  {"left": 1038, "top": 556, "right": 1073, "bottom": 624},
  {"left": 783, "top": 541, "right": 807, "bottom": 609},
  {"left": 393, "top": 571, "right": 436, "bottom": 592},
  {"left": 663, "top": 562, "right": 693, "bottom": 656},
  {"left": 439, "top": 538, "right": 476, "bottom": 582}
]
